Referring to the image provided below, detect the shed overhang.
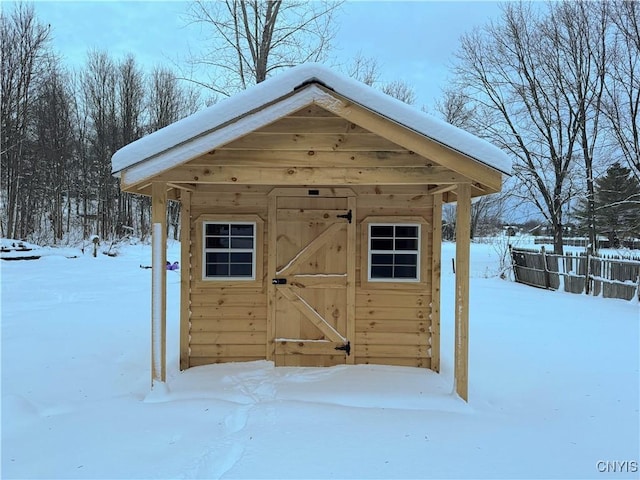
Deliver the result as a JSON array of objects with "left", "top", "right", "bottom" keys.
[
  {"left": 112, "top": 64, "right": 511, "bottom": 200},
  {"left": 118, "top": 84, "right": 503, "bottom": 201}
]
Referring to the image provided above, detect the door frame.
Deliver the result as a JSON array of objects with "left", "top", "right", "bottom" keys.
[{"left": 267, "top": 187, "right": 357, "bottom": 364}]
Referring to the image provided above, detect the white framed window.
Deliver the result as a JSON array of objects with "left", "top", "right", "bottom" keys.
[
  {"left": 203, "top": 222, "right": 256, "bottom": 280},
  {"left": 368, "top": 223, "right": 421, "bottom": 282}
]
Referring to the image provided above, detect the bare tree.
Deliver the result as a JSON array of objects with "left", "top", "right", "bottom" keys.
[
  {"left": 346, "top": 51, "right": 381, "bottom": 86},
  {"left": 116, "top": 55, "right": 146, "bottom": 237},
  {"left": 0, "top": 3, "right": 51, "bottom": 239},
  {"left": 435, "top": 88, "right": 476, "bottom": 131},
  {"left": 184, "top": 0, "right": 342, "bottom": 95},
  {"left": 602, "top": 0, "right": 640, "bottom": 183},
  {"left": 345, "top": 52, "right": 417, "bottom": 105},
  {"left": 451, "top": 2, "right": 609, "bottom": 254},
  {"left": 381, "top": 80, "right": 416, "bottom": 105},
  {"left": 69, "top": 70, "right": 95, "bottom": 240},
  {"left": 82, "top": 50, "right": 121, "bottom": 239},
  {"left": 544, "top": 1, "right": 610, "bottom": 252},
  {"left": 32, "top": 56, "right": 75, "bottom": 243},
  {"left": 148, "top": 66, "right": 200, "bottom": 132}
]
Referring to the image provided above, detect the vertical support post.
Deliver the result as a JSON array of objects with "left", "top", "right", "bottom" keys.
[
  {"left": 508, "top": 244, "right": 516, "bottom": 282},
  {"left": 541, "top": 246, "right": 551, "bottom": 289},
  {"left": 151, "top": 182, "right": 167, "bottom": 387},
  {"left": 179, "top": 190, "right": 191, "bottom": 371},
  {"left": 584, "top": 246, "right": 591, "bottom": 295},
  {"left": 430, "top": 193, "right": 442, "bottom": 373},
  {"left": 454, "top": 183, "right": 471, "bottom": 402},
  {"left": 346, "top": 196, "right": 357, "bottom": 365},
  {"left": 266, "top": 194, "right": 278, "bottom": 361}
]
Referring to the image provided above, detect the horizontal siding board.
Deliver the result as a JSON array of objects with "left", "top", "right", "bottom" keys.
[
  {"left": 357, "top": 357, "right": 431, "bottom": 368},
  {"left": 357, "top": 292, "right": 430, "bottom": 307},
  {"left": 275, "top": 341, "right": 346, "bottom": 355},
  {"left": 357, "top": 194, "right": 433, "bottom": 209},
  {"left": 356, "top": 319, "right": 430, "bottom": 334},
  {"left": 190, "top": 356, "right": 264, "bottom": 366},
  {"left": 356, "top": 332, "right": 428, "bottom": 345},
  {"left": 190, "top": 344, "right": 266, "bottom": 357},
  {"left": 190, "top": 318, "right": 266, "bottom": 333},
  {"left": 157, "top": 165, "right": 465, "bottom": 186},
  {"left": 254, "top": 117, "right": 369, "bottom": 134},
  {"left": 190, "top": 192, "right": 269, "bottom": 208},
  {"left": 354, "top": 344, "right": 430, "bottom": 358},
  {"left": 190, "top": 305, "right": 266, "bottom": 320},
  {"left": 190, "top": 295, "right": 267, "bottom": 307},
  {"left": 196, "top": 150, "right": 430, "bottom": 167},
  {"left": 221, "top": 132, "right": 408, "bottom": 152},
  {"left": 190, "top": 331, "right": 267, "bottom": 345},
  {"left": 191, "top": 206, "right": 268, "bottom": 217},
  {"left": 356, "top": 306, "right": 429, "bottom": 321}
]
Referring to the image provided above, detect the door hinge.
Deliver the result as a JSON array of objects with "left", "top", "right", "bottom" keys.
[
  {"left": 337, "top": 210, "right": 352, "bottom": 224},
  {"left": 335, "top": 341, "right": 351, "bottom": 356},
  {"left": 272, "top": 278, "right": 287, "bottom": 285}
]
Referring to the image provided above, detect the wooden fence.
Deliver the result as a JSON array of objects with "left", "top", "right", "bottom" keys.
[
  {"left": 533, "top": 237, "right": 640, "bottom": 250},
  {"left": 510, "top": 246, "right": 640, "bottom": 301}
]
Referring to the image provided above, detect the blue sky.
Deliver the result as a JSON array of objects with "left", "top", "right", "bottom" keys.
[{"left": 31, "top": 1, "right": 504, "bottom": 109}]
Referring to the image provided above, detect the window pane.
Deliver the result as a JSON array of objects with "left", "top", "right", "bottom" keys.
[
  {"left": 230, "top": 252, "right": 252, "bottom": 263},
  {"left": 231, "top": 224, "right": 254, "bottom": 236},
  {"left": 395, "top": 254, "right": 417, "bottom": 265},
  {"left": 230, "top": 264, "right": 253, "bottom": 277},
  {"left": 206, "top": 237, "right": 229, "bottom": 249},
  {"left": 206, "top": 263, "right": 229, "bottom": 277},
  {"left": 371, "top": 253, "right": 393, "bottom": 265},
  {"left": 395, "top": 226, "right": 418, "bottom": 238},
  {"left": 206, "top": 252, "right": 229, "bottom": 263},
  {"left": 371, "top": 265, "right": 393, "bottom": 278},
  {"left": 394, "top": 265, "right": 417, "bottom": 278},
  {"left": 371, "top": 225, "right": 394, "bottom": 237},
  {"left": 395, "top": 238, "right": 418, "bottom": 250},
  {"left": 206, "top": 224, "right": 229, "bottom": 235},
  {"left": 371, "top": 238, "right": 393, "bottom": 250},
  {"left": 231, "top": 237, "right": 253, "bottom": 249}
]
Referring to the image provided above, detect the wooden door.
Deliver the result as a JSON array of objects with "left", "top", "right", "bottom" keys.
[{"left": 272, "top": 194, "right": 355, "bottom": 366}]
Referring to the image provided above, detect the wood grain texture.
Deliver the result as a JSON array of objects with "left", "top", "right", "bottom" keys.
[
  {"left": 455, "top": 183, "right": 471, "bottom": 401},
  {"left": 151, "top": 182, "right": 167, "bottom": 384},
  {"left": 179, "top": 190, "right": 191, "bottom": 370}
]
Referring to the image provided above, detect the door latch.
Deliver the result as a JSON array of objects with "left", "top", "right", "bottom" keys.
[
  {"left": 272, "top": 278, "right": 287, "bottom": 285},
  {"left": 337, "top": 210, "right": 352, "bottom": 224},
  {"left": 335, "top": 341, "right": 351, "bottom": 356}
]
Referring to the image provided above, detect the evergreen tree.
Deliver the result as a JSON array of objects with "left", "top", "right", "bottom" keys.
[{"left": 575, "top": 162, "right": 640, "bottom": 245}]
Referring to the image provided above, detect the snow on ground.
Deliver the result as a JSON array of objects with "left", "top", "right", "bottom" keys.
[{"left": 1, "top": 239, "right": 638, "bottom": 479}]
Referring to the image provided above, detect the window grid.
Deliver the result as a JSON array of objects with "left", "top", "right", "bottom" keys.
[
  {"left": 203, "top": 222, "right": 256, "bottom": 280},
  {"left": 368, "top": 223, "right": 420, "bottom": 282}
]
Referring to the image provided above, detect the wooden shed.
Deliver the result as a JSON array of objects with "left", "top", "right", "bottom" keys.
[{"left": 112, "top": 64, "right": 510, "bottom": 401}]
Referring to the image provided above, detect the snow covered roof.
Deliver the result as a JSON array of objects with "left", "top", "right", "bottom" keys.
[{"left": 111, "top": 63, "right": 511, "bottom": 180}]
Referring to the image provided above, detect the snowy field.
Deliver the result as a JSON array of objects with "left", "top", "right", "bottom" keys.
[{"left": 1, "top": 238, "right": 638, "bottom": 479}]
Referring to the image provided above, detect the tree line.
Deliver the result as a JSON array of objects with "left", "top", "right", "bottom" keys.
[
  {"left": 1, "top": 4, "right": 200, "bottom": 244},
  {"left": 1, "top": 1, "right": 638, "bottom": 253}
]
